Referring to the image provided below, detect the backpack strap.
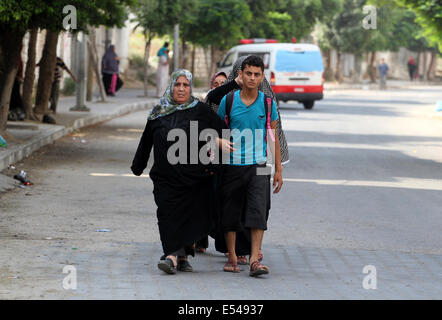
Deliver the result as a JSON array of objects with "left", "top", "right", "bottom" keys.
[
  {"left": 224, "top": 91, "right": 235, "bottom": 127},
  {"left": 264, "top": 95, "right": 275, "bottom": 143}
]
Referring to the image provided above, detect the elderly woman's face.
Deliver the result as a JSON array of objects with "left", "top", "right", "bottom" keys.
[
  {"left": 212, "top": 74, "right": 227, "bottom": 89},
  {"left": 173, "top": 76, "right": 191, "bottom": 104}
]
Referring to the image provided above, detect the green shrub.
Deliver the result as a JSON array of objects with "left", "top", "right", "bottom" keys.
[
  {"left": 136, "top": 70, "right": 156, "bottom": 86},
  {"left": 130, "top": 55, "right": 145, "bottom": 69},
  {"left": 61, "top": 77, "right": 76, "bottom": 96},
  {"left": 193, "top": 77, "right": 206, "bottom": 88}
]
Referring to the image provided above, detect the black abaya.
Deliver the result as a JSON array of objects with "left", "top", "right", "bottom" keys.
[{"left": 131, "top": 102, "right": 227, "bottom": 256}]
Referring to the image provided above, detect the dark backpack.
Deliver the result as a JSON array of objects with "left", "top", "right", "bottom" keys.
[{"left": 224, "top": 91, "right": 275, "bottom": 145}]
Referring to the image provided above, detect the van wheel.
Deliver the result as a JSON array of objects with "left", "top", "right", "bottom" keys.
[{"left": 303, "top": 101, "right": 314, "bottom": 109}]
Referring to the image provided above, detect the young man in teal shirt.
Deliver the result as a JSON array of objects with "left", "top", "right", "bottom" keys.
[{"left": 217, "top": 55, "right": 283, "bottom": 276}]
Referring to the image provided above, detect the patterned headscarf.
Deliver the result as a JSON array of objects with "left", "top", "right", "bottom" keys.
[{"left": 148, "top": 69, "right": 199, "bottom": 121}]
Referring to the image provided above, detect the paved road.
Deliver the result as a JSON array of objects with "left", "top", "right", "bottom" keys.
[{"left": 0, "top": 87, "right": 441, "bottom": 299}]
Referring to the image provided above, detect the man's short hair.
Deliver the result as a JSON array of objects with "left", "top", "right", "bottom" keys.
[
  {"left": 164, "top": 42, "right": 169, "bottom": 47},
  {"left": 241, "top": 55, "right": 264, "bottom": 72}
]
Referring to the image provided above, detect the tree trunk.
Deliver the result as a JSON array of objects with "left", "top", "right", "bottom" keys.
[
  {"left": 0, "top": 27, "right": 25, "bottom": 134},
  {"left": 426, "top": 50, "right": 437, "bottom": 81},
  {"left": 180, "top": 40, "right": 188, "bottom": 70},
  {"left": 368, "top": 51, "right": 377, "bottom": 83},
  {"left": 143, "top": 32, "right": 152, "bottom": 97},
  {"left": 34, "top": 30, "right": 59, "bottom": 116},
  {"left": 209, "top": 45, "right": 216, "bottom": 80},
  {"left": 191, "top": 45, "right": 196, "bottom": 76},
  {"left": 86, "top": 48, "right": 94, "bottom": 101},
  {"left": 22, "top": 28, "right": 39, "bottom": 120},
  {"left": 324, "top": 49, "right": 334, "bottom": 81},
  {"left": 416, "top": 51, "right": 421, "bottom": 80},
  {"left": 87, "top": 28, "right": 106, "bottom": 102},
  {"left": 203, "top": 47, "right": 211, "bottom": 83},
  {"left": 335, "top": 51, "right": 342, "bottom": 83},
  {"left": 353, "top": 54, "right": 362, "bottom": 83},
  {"left": 422, "top": 51, "right": 428, "bottom": 81}
]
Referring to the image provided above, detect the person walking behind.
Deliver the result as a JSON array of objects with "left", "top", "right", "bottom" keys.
[
  {"left": 36, "top": 56, "right": 77, "bottom": 123},
  {"left": 131, "top": 69, "right": 228, "bottom": 274},
  {"left": 210, "top": 71, "right": 227, "bottom": 90},
  {"left": 378, "top": 58, "right": 389, "bottom": 90},
  {"left": 50, "top": 57, "right": 77, "bottom": 114},
  {"left": 102, "top": 45, "right": 123, "bottom": 96},
  {"left": 156, "top": 42, "right": 170, "bottom": 97},
  {"left": 407, "top": 57, "right": 416, "bottom": 81},
  {"left": 195, "top": 71, "right": 228, "bottom": 254},
  {"left": 217, "top": 56, "right": 283, "bottom": 276}
]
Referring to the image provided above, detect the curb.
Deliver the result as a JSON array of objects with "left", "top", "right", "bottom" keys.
[{"left": 0, "top": 100, "right": 154, "bottom": 172}]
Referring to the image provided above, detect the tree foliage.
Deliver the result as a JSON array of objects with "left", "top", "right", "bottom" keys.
[
  {"left": 394, "top": 0, "right": 442, "bottom": 51},
  {"left": 181, "top": 0, "right": 252, "bottom": 50},
  {"left": 244, "top": 0, "right": 341, "bottom": 42},
  {"left": 0, "top": 0, "right": 134, "bottom": 32}
]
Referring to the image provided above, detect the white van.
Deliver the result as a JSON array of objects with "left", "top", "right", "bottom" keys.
[{"left": 217, "top": 40, "right": 324, "bottom": 109}]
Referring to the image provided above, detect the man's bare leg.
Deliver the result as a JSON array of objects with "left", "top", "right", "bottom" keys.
[
  {"left": 250, "top": 228, "right": 264, "bottom": 263},
  {"left": 225, "top": 231, "right": 237, "bottom": 263},
  {"left": 224, "top": 231, "right": 239, "bottom": 272}
]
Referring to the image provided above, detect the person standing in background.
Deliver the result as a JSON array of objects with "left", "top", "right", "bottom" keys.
[
  {"left": 378, "top": 58, "right": 389, "bottom": 90},
  {"left": 36, "top": 56, "right": 77, "bottom": 123},
  {"left": 102, "top": 45, "right": 123, "bottom": 96},
  {"left": 50, "top": 57, "right": 77, "bottom": 113},
  {"left": 407, "top": 57, "right": 417, "bottom": 81},
  {"left": 156, "top": 42, "right": 170, "bottom": 97}
]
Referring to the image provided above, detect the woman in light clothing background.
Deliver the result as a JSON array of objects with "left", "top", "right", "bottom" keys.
[{"left": 156, "top": 42, "right": 170, "bottom": 97}]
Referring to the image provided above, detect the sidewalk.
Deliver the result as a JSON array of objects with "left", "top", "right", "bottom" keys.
[{"left": 0, "top": 89, "right": 156, "bottom": 191}]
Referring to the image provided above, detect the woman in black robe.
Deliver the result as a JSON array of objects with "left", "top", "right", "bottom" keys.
[{"left": 131, "top": 69, "right": 228, "bottom": 274}]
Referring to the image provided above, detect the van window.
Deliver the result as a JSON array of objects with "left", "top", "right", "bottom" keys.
[
  {"left": 275, "top": 50, "right": 324, "bottom": 72},
  {"left": 221, "top": 52, "right": 235, "bottom": 67},
  {"left": 238, "top": 52, "right": 270, "bottom": 68}
]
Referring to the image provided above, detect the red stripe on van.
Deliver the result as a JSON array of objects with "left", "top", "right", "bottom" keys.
[{"left": 271, "top": 85, "right": 323, "bottom": 93}]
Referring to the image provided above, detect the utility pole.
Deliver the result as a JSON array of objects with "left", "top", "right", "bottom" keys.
[
  {"left": 173, "top": 24, "right": 179, "bottom": 71},
  {"left": 70, "top": 32, "right": 90, "bottom": 111}
]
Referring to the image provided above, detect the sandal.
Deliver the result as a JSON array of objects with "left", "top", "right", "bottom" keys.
[
  {"left": 177, "top": 259, "right": 193, "bottom": 272},
  {"left": 157, "top": 257, "right": 177, "bottom": 274},
  {"left": 249, "top": 260, "right": 269, "bottom": 277},
  {"left": 237, "top": 256, "right": 248, "bottom": 265},
  {"left": 258, "top": 250, "right": 263, "bottom": 262},
  {"left": 223, "top": 260, "right": 240, "bottom": 273}
]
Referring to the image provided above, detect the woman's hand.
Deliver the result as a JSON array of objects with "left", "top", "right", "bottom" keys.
[
  {"left": 216, "top": 138, "right": 235, "bottom": 153},
  {"left": 235, "top": 75, "right": 243, "bottom": 88}
]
